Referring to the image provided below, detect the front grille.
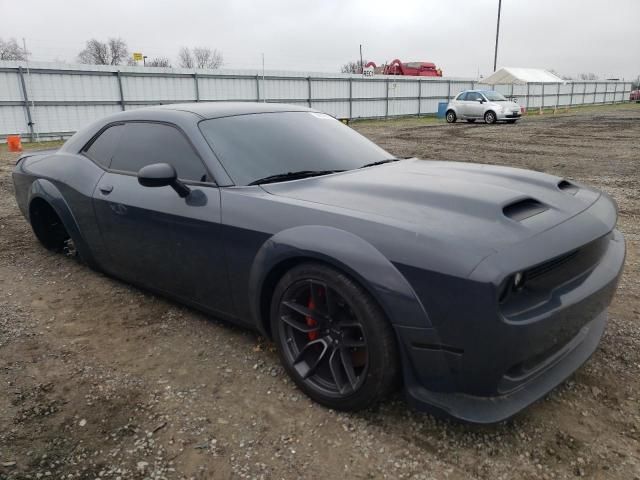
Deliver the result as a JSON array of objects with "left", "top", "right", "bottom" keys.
[{"left": 525, "top": 250, "right": 580, "bottom": 281}]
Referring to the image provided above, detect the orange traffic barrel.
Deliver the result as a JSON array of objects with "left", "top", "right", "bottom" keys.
[{"left": 7, "top": 135, "right": 22, "bottom": 152}]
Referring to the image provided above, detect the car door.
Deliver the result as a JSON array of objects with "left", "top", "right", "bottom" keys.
[
  {"left": 91, "top": 121, "right": 234, "bottom": 315},
  {"left": 465, "top": 92, "right": 485, "bottom": 118},
  {"left": 455, "top": 92, "right": 471, "bottom": 117}
]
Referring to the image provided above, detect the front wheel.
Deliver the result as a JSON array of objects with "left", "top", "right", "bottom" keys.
[
  {"left": 446, "top": 110, "right": 457, "bottom": 123},
  {"left": 271, "top": 263, "right": 399, "bottom": 411},
  {"left": 484, "top": 111, "right": 497, "bottom": 124}
]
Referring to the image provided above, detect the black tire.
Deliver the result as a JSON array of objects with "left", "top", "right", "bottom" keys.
[
  {"left": 445, "top": 110, "right": 456, "bottom": 123},
  {"left": 466, "top": 119, "right": 476, "bottom": 123},
  {"left": 270, "top": 263, "right": 399, "bottom": 411},
  {"left": 484, "top": 111, "right": 497, "bottom": 124},
  {"left": 29, "top": 200, "right": 70, "bottom": 252}
]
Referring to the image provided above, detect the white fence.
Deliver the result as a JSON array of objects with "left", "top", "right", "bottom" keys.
[{"left": 0, "top": 61, "right": 632, "bottom": 140}]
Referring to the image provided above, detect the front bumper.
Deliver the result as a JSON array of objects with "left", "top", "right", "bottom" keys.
[
  {"left": 396, "top": 220, "right": 625, "bottom": 423},
  {"left": 496, "top": 110, "right": 522, "bottom": 120}
]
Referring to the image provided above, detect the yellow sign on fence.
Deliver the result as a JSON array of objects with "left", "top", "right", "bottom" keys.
[{"left": 132, "top": 52, "right": 143, "bottom": 61}]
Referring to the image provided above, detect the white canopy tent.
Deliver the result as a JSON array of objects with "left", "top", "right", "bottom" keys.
[{"left": 480, "top": 67, "right": 565, "bottom": 85}]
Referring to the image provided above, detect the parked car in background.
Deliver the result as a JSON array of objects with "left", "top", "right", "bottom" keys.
[
  {"left": 630, "top": 89, "right": 640, "bottom": 102},
  {"left": 446, "top": 90, "right": 522, "bottom": 124}
]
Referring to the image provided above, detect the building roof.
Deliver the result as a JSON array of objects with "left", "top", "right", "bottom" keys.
[{"left": 479, "top": 67, "right": 565, "bottom": 85}]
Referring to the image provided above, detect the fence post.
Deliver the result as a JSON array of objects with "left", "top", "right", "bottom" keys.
[
  {"left": 569, "top": 82, "right": 574, "bottom": 107},
  {"left": 555, "top": 82, "right": 560, "bottom": 111},
  {"left": 256, "top": 74, "right": 260, "bottom": 101},
  {"left": 593, "top": 82, "right": 597, "bottom": 104},
  {"left": 447, "top": 79, "right": 451, "bottom": 101},
  {"left": 349, "top": 77, "right": 353, "bottom": 119},
  {"left": 385, "top": 78, "right": 390, "bottom": 118},
  {"left": 17, "top": 66, "right": 35, "bottom": 142},
  {"left": 194, "top": 72, "right": 200, "bottom": 102},
  {"left": 612, "top": 82, "right": 617, "bottom": 104},
  {"left": 541, "top": 83, "right": 545, "bottom": 113},
  {"left": 417, "top": 80, "right": 422, "bottom": 116},
  {"left": 116, "top": 71, "right": 126, "bottom": 111},
  {"left": 526, "top": 82, "right": 530, "bottom": 111},
  {"left": 307, "top": 76, "right": 312, "bottom": 108},
  {"left": 510, "top": 82, "right": 514, "bottom": 100}
]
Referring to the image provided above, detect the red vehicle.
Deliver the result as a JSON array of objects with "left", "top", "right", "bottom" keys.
[
  {"left": 365, "top": 59, "right": 442, "bottom": 77},
  {"left": 630, "top": 89, "right": 640, "bottom": 102}
]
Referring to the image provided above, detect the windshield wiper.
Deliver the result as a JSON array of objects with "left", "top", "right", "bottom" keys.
[
  {"left": 248, "top": 169, "right": 344, "bottom": 186},
  {"left": 359, "top": 158, "right": 400, "bottom": 169}
]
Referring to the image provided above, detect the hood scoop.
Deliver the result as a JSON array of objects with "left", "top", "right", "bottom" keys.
[
  {"left": 503, "top": 198, "right": 548, "bottom": 222},
  {"left": 558, "top": 180, "right": 579, "bottom": 195}
]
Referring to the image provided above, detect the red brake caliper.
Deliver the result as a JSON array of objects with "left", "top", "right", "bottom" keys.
[{"left": 306, "top": 289, "right": 320, "bottom": 341}]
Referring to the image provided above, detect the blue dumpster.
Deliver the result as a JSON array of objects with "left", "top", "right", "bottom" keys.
[{"left": 437, "top": 102, "right": 448, "bottom": 119}]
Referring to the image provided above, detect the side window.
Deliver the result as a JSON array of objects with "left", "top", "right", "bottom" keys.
[
  {"left": 467, "top": 92, "right": 481, "bottom": 102},
  {"left": 456, "top": 92, "right": 467, "bottom": 101},
  {"left": 110, "top": 123, "right": 209, "bottom": 182},
  {"left": 83, "top": 124, "right": 125, "bottom": 168}
]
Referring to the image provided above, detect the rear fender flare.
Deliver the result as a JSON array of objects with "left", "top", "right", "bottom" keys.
[
  {"left": 27, "top": 179, "right": 98, "bottom": 268},
  {"left": 249, "top": 225, "right": 431, "bottom": 335}
]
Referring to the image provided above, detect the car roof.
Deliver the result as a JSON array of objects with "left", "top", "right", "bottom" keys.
[{"left": 148, "top": 101, "right": 315, "bottom": 119}]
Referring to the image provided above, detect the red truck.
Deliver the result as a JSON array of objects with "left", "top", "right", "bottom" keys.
[
  {"left": 630, "top": 89, "right": 640, "bottom": 102},
  {"left": 365, "top": 59, "right": 442, "bottom": 77}
]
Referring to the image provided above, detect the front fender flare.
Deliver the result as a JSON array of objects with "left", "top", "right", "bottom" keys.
[
  {"left": 249, "top": 225, "right": 431, "bottom": 335},
  {"left": 28, "top": 179, "right": 98, "bottom": 268}
]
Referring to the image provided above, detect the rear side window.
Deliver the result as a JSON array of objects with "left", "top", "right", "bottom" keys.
[
  {"left": 83, "top": 124, "right": 124, "bottom": 168},
  {"left": 456, "top": 92, "right": 467, "bottom": 101},
  {"left": 110, "top": 123, "right": 209, "bottom": 182}
]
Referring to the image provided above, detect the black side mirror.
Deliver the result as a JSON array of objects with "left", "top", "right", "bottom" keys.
[
  {"left": 138, "top": 163, "right": 190, "bottom": 198},
  {"left": 478, "top": 98, "right": 485, "bottom": 103}
]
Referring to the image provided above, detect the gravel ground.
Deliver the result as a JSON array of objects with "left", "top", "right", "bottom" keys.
[{"left": 0, "top": 104, "right": 638, "bottom": 480}]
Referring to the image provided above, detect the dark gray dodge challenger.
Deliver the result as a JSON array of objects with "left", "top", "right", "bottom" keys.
[{"left": 12, "top": 102, "right": 625, "bottom": 423}]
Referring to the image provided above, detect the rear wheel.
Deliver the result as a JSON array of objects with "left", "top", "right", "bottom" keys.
[
  {"left": 446, "top": 110, "right": 457, "bottom": 123},
  {"left": 29, "top": 199, "right": 71, "bottom": 253},
  {"left": 484, "top": 111, "right": 497, "bottom": 124},
  {"left": 270, "top": 263, "right": 399, "bottom": 411}
]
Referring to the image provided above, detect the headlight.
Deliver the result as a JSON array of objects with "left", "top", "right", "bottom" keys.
[{"left": 513, "top": 272, "right": 525, "bottom": 289}]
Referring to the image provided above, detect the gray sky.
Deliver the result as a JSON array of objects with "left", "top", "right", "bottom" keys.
[{"left": 4, "top": 0, "right": 639, "bottom": 79}]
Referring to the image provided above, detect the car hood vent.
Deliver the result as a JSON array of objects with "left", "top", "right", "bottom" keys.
[
  {"left": 558, "top": 180, "right": 579, "bottom": 195},
  {"left": 503, "top": 198, "right": 549, "bottom": 221}
]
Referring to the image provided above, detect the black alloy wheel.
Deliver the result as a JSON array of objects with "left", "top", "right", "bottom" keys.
[{"left": 271, "top": 263, "right": 399, "bottom": 410}]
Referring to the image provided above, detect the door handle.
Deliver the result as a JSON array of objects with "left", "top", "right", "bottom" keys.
[{"left": 99, "top": 185, "right": 114, "bottom": 194}]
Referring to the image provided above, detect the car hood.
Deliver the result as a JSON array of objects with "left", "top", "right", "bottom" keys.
[{"left": 261, "top": 159, "right": 601, "bottom": 252}]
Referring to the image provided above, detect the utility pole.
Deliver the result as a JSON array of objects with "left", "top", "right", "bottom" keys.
[
  {"left": 262, "top": 53, "right": 266, "bottom": 103},
  {"left": 493, "top": 0, "right": 502, "bottom": 72},
  {"left": 359, "top": 44, "right": 364, "bottom": 75}
]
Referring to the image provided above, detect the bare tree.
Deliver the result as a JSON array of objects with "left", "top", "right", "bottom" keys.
[
  {"left": 177, "top": 47, "right": 194, "bottom": 68},
  {"left": 107, "top": 38, "right": 128, "bottom": 65},
  {"left": 192, "top": 47, "right": 223, "bottom": 69},
  {"left": 147, "top": 57, "right": 171, "bottom": 68},
  {"left": 0, "top": 37, "right": 29, "bottom": 60},
  {"left": 578, "top": 72, "right": 599, "bottom": 81},
  {"left": 548, "top": 68, "right": 572, "bottom": 81},
  {"left": 77, "top": 38, "right": 128, "bottom": 65},
  {"left": 340, "top": 59, "right": 368, "bottom": 74}
]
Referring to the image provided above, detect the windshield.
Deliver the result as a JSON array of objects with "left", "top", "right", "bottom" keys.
[
  {"left": 199, "top": 112, "right": 393, "bottom": 186},
  {"left": 482, "top": 91, "right": 508, "bottom": 101}
]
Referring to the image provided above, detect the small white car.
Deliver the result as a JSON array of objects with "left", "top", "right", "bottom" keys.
[{"left": 446, "top": 90, "right": 522, "bottom": 124}]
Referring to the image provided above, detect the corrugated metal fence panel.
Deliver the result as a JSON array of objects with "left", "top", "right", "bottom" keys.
[
  {"left": 420, "top": 98, "right": 442, "bottom": 114},
  {"left": 0, "top": 71, "right": 23, "bottom": 101},
  {"left": 311, "top": 79, "right": 349, "bottom": 100},
  {"left": 28, "top": 72, "right": 120, "bottom": 101},
  {"left": 123, "top": 75, "right": 195, "bottom": 101},
  {"left": 353, "top": 80, "right": 386, "bottom": 99},
  {"left": 391, "top": 80, "right": 419, "bottom": 98},
  {"left": 264, "top": 78, "right": 308, "bottom": 100},
  {"left": 352, "top": 99, "right": 386, "bottom": 118},
  {"left": 389, "top": 98, "right": 419, "bottom": 116},
  {"left": 312, "top": 100, "right": 350, "bottom": 118},
  {"left": 421, "top": 80, "right": 449, "bottom": 99},
  {"left": 0, "top": 106, "right": 28, "bottom": 134},
  {"left": 31, "top": 104, "right": 121, "bottom": 133},
  {"left": 199, "top": 77, "right": 257, "bottom": 100}
]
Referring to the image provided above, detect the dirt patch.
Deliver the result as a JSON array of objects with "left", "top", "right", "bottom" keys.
[{"left": 0, "top": 105, "right": 639, "bottom": 479}]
